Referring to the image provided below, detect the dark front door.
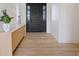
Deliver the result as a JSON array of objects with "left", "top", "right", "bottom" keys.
[{"left": 26, "top": 3, "right": 46, "bottom": 32}]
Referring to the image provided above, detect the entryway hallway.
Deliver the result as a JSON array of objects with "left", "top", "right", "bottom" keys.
[{"left": 14, "top": 32, "right": 79, "bottom": 56}]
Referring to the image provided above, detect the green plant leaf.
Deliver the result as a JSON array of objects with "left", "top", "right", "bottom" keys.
[{"left": 0, "top": 9, "right": 13, "bottom": 23}]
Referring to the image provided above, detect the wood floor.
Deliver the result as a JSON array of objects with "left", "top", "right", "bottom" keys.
[{"left": 14, "top": 32, "right": 79, "bottom": 56}]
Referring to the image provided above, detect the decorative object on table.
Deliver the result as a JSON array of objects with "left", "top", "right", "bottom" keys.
[{"left": 0, "top": 9, "right": 13, "bottom": 32}]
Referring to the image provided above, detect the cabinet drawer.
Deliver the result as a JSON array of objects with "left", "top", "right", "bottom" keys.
[{"left": 12, "top": 26, "right": 25, "bottom": 52}]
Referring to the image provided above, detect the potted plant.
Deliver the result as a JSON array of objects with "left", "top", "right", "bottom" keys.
[{"left": 0, "top": 9, "right": 13, "bottom": 32}]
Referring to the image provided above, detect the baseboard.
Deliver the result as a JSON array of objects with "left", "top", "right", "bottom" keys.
[
  {"left": 59, "top": 40, "right": 79, "bottom": 43},
  {"left": 51, "top": 33, "right": 59, "bottom": 43}
]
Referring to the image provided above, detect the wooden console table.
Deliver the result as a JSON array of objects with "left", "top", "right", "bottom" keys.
[{"left": 0, "top": 24, "right": 25, "bottom": 56}]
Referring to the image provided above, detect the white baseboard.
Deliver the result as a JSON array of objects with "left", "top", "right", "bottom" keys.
[{"left": 59, "top": 39, "right": 79, "bottom": 43}]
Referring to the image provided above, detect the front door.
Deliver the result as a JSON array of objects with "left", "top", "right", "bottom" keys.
[{"left": 26, "top": 3, "right": 46, "bottom": 32}]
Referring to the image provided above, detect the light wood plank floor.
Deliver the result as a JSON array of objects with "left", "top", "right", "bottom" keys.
[{"left": 14, "top": 32, "right": 79, "bottom": 56}]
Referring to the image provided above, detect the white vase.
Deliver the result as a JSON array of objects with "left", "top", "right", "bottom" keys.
[{"left": 2, "top": 23, "right": 10, "bottom": 32}]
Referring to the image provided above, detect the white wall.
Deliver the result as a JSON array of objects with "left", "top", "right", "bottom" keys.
[
  {"left": 15, "top": 3, "right": 26, "bottom": 26},
  {"left": 0, "top": 3, "right": 17, "bottom": 30},
  {"left": 51, "top": 4, "right": 60, "bottom": 40},
  {"left": 50, "top": 3, "right": 79, "bottom": 43},
  {"left": 0, "top": 4, "right": 5, "bottom": 31},
  {"left": 0, "top": 3, "right": 26, "bottom": 31},
  {"left": 70, "top": 4, "right": 79, "bottom": 43},
  {"left": 58, "top": 3, "right": 79, "bottom": 43},
  {"left": 47, "top": 3, "right": 60, "bottom": 41},
  {"left": 19, "top": 3, "right": 26, "bottom": 25},
  {"left": 58, "top": 4, "right": 71, "bottom": 43},
  {"left": 3, "top": 3, "right": 17, "bottom": 28},
  {"left": 47, "top": 3, "right": 52, "bottom": 33}
]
